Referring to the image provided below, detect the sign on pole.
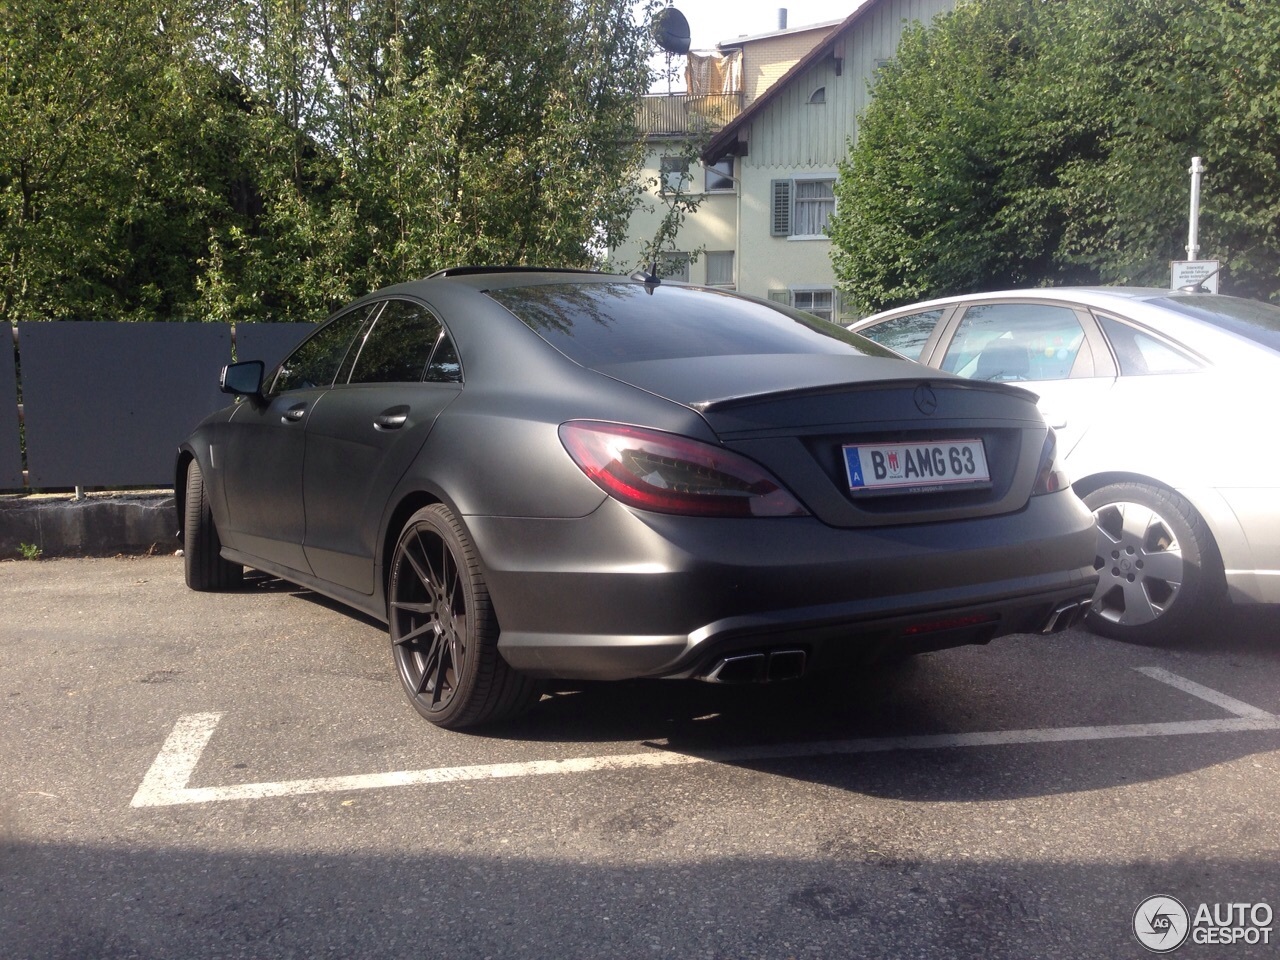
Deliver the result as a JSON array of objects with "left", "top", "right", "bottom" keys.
[{"left": 1170, "top": 259, "right": 1220, "bottom": 293}]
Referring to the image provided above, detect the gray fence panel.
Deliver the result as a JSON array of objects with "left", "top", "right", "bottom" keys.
[
  {"left": 237, "top": 323, "right": 317, "bottom": 373},
  {"left": 20, "top": 322, "right": 231, "bottom": 488},
  {"left": 0, "top": 330, "right": 21, "bottom": 489}
]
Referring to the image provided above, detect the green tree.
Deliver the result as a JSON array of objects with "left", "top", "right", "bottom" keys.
[
  {"left": 198, "top": 0, "right": 659, "bottom": 321},
  {"left": 1, "top": 0, "right": 659, "bottom": 324},
  {"left": 0, "top": 0, "right": 218, "bottom": 321},
  {"left": 831, "top": 0, "right": 1280, "bottom": 313},
  {"left": 632, "top": 135, "right": 711, "bottom": 279}
]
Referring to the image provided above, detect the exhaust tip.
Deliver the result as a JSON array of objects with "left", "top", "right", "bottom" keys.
[
  {"left": 702, "top": 653, "right": 766, "bottom": 684},
  {"left": 1040, "top": 598, "right": 1090, "bottom": 634},
  {"left": 767, "top": 649, "right": 806, "bottom": 682},
  {"left": 700, "top": 649, "right": 807, "bottom": 684}
]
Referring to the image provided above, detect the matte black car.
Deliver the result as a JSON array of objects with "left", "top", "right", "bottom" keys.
[{"left": 177, "top": 268, "right": 1098, "bottom": 728}]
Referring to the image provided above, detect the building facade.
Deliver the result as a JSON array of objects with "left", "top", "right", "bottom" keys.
[
  {"left": 613, "top": 0, "right": 955, "bottom": 320},
  {"left": 612, "top": 17, "right": 839, "bottom": 289}
]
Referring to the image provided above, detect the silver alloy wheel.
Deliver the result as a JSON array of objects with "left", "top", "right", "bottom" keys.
[{"left": 1090, "top": 499, "right": 1184, "bottom": 626}]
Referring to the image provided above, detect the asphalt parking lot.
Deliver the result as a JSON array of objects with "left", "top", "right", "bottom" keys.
[{"left": 3, "top": 557, "right": 1279, "bottom": 960}]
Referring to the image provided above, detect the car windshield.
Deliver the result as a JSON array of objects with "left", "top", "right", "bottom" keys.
[
  {"left": 1154, "top": 294, "right": 1280, "bottom": 352},
  {"left": 486, "top": 282, "right": 895, "bottom": 367}
]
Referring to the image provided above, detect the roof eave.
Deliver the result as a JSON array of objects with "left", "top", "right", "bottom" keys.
[{"left": 701, "top": 0, "right": 885, "bottom": 165}]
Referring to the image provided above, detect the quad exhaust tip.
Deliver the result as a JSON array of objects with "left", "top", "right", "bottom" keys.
[{"left": 701, "top": 648, "right": 807, "bottom": 684}]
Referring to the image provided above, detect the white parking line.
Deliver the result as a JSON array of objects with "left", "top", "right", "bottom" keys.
[
  {"left": 1135, "top": 666, "right": 1277, "bottom": 720},
  {"left": 130, "top": 668, "right": 1280, "bottom": 808}
]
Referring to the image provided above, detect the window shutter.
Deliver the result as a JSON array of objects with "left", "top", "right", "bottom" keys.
[
  {"left": 770, "top": 179, "right": 792, "bottom": 236},
  {"left": 767, "top": 289, "right": 791, "bottom": 306}
]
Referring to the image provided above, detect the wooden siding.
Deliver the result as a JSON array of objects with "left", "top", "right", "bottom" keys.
[{"left": 745, "top": 0, "right": 953, "bottom": 170}]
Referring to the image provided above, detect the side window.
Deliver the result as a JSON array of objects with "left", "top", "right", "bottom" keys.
[
  {"left": 705, "top": 157, "right": 734, "bottom": 192},
  {"left": 1096, "top": 315, "right": 1201, "bottom": 375},
  {"left": 793, "top": 179, "right": 836, "bottom": 236},
  {"left": 270, "top": 305, "right": 374, "bottom": 395},
  {"left": 660, "top": 156, "right": 688, "bottom": 194},
  {"left": 425, "top": 330, "right": 462, "bottom": 383},
  {"left": 770, "top": 178, "right": 837, "bottom": 237},
  {"left": 941, "top": 303, "right": 1089, "bottom": 382},
  {"left": 858, "top": 310, "right": 943, "bottom": 360},
  {"left": 705, "top": 250, "right": 734, "bottom": 287},
  {"left": 347, "top": 299, "right": 443, "bottom": 384}
]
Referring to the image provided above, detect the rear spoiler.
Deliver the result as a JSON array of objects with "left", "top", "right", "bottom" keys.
[{"left": 690, "top": 378, "right": 1035, "bottom": 413}]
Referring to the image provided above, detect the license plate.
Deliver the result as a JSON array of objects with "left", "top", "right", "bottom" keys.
[{"left": 843, "top": 439, "right": 991, "bottom": 495}]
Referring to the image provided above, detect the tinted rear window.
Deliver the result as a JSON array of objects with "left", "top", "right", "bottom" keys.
[
  {"left": 1154, "top": 294, "right": 1280, "bottom": 352},
  {"left": 485, "top": 282, "right": 895, "bottom": 366}
]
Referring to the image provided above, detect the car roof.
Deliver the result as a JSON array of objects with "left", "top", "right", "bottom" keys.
[
  {"left": 855, "top": 287, "right": 1181, "bottom": 323},
  {"left": 358, "top": 267, "right": 629, "bottom": 301},
  {"left": 853, "top": 286, "right": 1280, "bottom": 366}
]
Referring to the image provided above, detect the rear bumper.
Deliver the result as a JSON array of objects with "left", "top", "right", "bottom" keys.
[{"left": 467, "top": 492, "right": 1098, "bottom": 681}]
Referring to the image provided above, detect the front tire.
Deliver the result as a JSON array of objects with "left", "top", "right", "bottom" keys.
[
  {"left": 183, "top": 459, "right": 242, "bottom": 591},
  {"left": 388, "top": 504, "right": 540, "bottom": 729},
  {"left": 1083, "top": 482, "right": 1224, "bottom": 644}
]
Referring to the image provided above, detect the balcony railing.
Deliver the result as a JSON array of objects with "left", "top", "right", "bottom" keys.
[{"left": 637, "top": 93, "right": 743, "bottom": 137}]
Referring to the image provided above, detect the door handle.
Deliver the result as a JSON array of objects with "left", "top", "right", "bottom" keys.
[
  {"left": 281, "top": 403, "right": 306, "bottom": 423},
  {"left": 374, "top": 405, "right": 410, "bottom": 430}
]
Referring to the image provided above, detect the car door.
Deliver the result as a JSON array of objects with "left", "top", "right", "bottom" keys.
[
  {"left": 926, "top": 300, "right": 1118, "bottom": 458},
  {"left": 301, "top": 298, "right": 465, "bottom": 594},
  {"left": 1065, "top": 311, "right": 1207, "bottom": 478},
  {"left": 220, "top": 304, "right": 376, "bottom": 573}
]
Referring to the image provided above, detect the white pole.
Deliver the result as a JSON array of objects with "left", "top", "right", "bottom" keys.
[{"left": 1187, "top": 156, "right": 1205, "bottom": 260}]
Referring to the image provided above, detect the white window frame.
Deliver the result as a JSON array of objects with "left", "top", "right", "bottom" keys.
[
  {"left": 704, "top": 157, "right": 735, "bottom": 193},
  {"left": 659, "top": 156, "right": 689, "bottom": 194},
  {"left": 790, "top": 287, "right": 837, "bottom": 321},
  {"left": 704, "top": 251, "right": 735, "bottom": 287},
  {"left": 770, "top": 173, "right": 837, "bottom": 240}
]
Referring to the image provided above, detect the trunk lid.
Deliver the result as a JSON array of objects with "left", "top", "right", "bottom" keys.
[{"left": 593, "top": 355, "right": 1050, "bottom": 527}]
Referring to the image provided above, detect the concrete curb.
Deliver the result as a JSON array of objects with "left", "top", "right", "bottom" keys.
[{"left": 0, "top": 493, "right": 179, "bottom": 559}]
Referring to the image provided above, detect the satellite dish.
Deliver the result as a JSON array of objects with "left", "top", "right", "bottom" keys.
[{"left": 654, "top": 7, "right": 691, "bottom": 55}]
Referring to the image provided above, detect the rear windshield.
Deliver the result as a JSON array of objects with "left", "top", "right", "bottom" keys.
[
  {"left": 485, "top": 282, "right": 896, "bottom": 367},
  {"left": 1153, "top": 294, "right": 1280, "bottom": 352}
]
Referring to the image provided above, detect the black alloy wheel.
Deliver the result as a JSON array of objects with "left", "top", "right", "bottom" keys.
[{"left": 387, "top": 504, "right": 539, "bottom": 729}]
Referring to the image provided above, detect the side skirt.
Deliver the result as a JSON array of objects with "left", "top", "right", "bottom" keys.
[{"left": 219, "top": 547, "right": 388, "bottom": 625}]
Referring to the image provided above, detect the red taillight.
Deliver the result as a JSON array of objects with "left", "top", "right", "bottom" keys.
[
  {"left": 901, "top": 613, "right": 998, "bottom": 636},
  {"left": 1032, "top": 429, "right": 1071, "bottom": 496},
  {"left": 559, "top": 421, "right": 809, "bottom": 518}
]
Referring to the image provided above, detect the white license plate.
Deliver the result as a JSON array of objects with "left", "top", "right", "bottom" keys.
[{"left": 843, "top": 439, "right": 991, "bottom": 494}]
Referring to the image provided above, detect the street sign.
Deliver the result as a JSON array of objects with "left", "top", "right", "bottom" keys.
[{"left": 1171, "top": 259, "right": 1220, "bottom": 293}]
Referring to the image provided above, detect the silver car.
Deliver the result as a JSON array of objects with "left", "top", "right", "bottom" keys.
[{"left": 851, "top": 287, "right": 1280, "bottom": 644}]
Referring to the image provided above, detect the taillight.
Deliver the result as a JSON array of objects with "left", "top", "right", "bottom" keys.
[
  {"left": 1032, "top": 429, "right": 1071, "bottom": 495},
  {"left": 559, "top": 421, "right": 809, "bottom": 518}
]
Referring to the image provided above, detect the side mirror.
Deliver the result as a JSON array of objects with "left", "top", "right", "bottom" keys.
[{"left": 220, "top": 360, "right": 265, "bottom": 400}]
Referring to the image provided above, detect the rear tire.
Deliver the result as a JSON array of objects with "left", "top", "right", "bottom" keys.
[
  {"left": 388, "top": 504, "right": 540, "bottom": 729},
  {"left": 183, "top": 460, "right": 243, "bottom": 591},
  {"left": 1083, "top": 482, "right": 1223, "bottom": 644}
]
